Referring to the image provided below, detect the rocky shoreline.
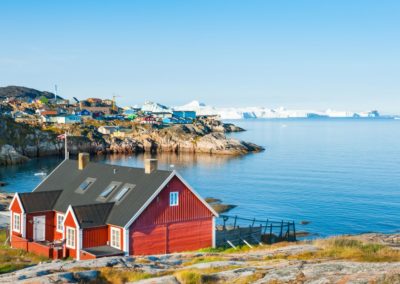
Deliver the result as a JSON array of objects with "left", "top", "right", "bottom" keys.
[
  {"left": 0, "top": 233, "right": 399, "bottom": 283},
  {"left": 0, "top": 116, "right": 264, "bottom": 166}
]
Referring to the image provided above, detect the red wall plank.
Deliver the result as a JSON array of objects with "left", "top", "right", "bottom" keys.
[
  {"left": 10, "top": 196, "right": 23, "bottom": 213},
  {"left": 131, "top": 225, "right": 167, "bottom": 255},
  {"left": 10, "top": 235, "right": 28, "bottom": 251},
  {"left": 83, "top": 226, "right": 108, "bottom": 248},
  {"left": 168, "top": 219, "right": 212, "bottom": 253}
]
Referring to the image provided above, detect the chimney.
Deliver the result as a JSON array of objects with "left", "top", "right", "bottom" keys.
[
  {"left": 145, "top": 159, "right": 158, "bottom": 174},
  {"left": 78, "top": 153, "right": 90, "bottom": 170}
]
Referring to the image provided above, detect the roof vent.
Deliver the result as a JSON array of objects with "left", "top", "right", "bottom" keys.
[
  {"left": 145, "top": 159, "right": 158, "bottom": 174},
  {"left": 113, "top": 169, "right": 117, "bottom": 174},
  {"left": 78, "top": 153, "right": 90, "bottom": 170}
]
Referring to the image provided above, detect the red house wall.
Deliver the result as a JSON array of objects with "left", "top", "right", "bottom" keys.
[
  {"left": 64, "top": 210, "right": 78, "bottom": 259},
  {"left": 10, "top": 196, "right": 23, "bottom": 237},
  {"left": 129, "top": 176, "right": 213, "bottom": 255},
  {"left": 26, "top": 211, "right": 55, "bottom": 241},
  {"left": 83, "top": 226, "right": 108, "bottom": 248}
]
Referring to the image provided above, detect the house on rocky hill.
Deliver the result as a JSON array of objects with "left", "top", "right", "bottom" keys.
[{"left": 9, "top": 154, "right": 217, "bottom": 260}]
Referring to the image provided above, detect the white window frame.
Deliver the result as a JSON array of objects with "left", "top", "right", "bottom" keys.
[
  {"left": 110, "top": 227, "right": 121, "bottom": 249},
  {"left": 169, "top": 192, "right": 179, "bottom": 206},
  {"left": 56, "top": 213, "right": 64, "bottom": 233},
  {"left": 66, "top": 226, "right": 76, "bottom": 249},
  {"left": 13, "top": 212, "right": 21, "bottom": 233}
]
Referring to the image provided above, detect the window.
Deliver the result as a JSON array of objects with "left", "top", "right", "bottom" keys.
[
  {"left": 79, "top": 180, "right": 93, "bottom": 191},
  {"left": 66, "top": 227, "right": 75, "bottom": 248},
  {"left": 77, "top": 177, "right": 96, "bottom": 193},
  {"left": 13, "top": 213, "right": 20, "bottom": 232},
  {"left": 113, "top": 184, "right": 134, "bottom": 202},
  {"left": 56, "top": 213, "right": 64, "bottom": 233},
  {"left": 110, "top": 227, "right": 121, "bottom": 249},
  {"left": 100, "top": 184, "right": 118, "bottom": 198},
  {"left": 169, "top": 192, "right": 179, "bottom": 206}
]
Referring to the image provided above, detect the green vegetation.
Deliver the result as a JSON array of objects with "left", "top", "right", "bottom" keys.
[
  {"left": 98, "top": 267, "right": 152, "bottom": 284},
  {"left": 174, "top": 270, "right": 203, "bottom": 284},
  {"left": 311, "top": 237, "right": 400, "bottom": 262},
  {"left": 39, "top": 96, "right": 49, "bottom": 104},
  {"left": 0, "top": 229, "right": 48, "bottom": 274}
]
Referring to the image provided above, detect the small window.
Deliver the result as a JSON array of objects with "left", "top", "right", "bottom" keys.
[
  {"left": 66, "top": 227, "right": 75, "bottom": 248},
  {"left": 79, "top": 180, "right": 93, "bottom": 191},
  {"left": 113, "top": 184, "right": 135, "bottom": 202},
  {"left": 170, "top": 192, "right": 179, "bottom": 206},
  {"left": 13, "top": 213, "right": 21, "bottom": 233},
  {"left": 56, "top": 213, "right": 64, "bottom": 233},
  {"left": 76, "top": 178, "right": 96, "bottom": 193},
  {"left": 110, "top": 227, "right": 121, "bottom": 249},
  {"left": 100, "top": 183, "right": 118, "bottom": 198}
]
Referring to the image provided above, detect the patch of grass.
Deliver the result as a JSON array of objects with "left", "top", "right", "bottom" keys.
[
  {"left": 199, "top": 242, "right": 295, "bottom": 255},
  {"left": 183, "top": 256, "right": 226, "bottom": 266},
  {"left": 175, "top": 270, "right": 203, "bottom": 284},
  {"left": 99, "top": 267, "right": 152, "bottom": 284},
  {"left": 316, "top": 237, "right": 400, "bottom": 262},
  {"left": 0, "top": 229, "right": 49, "bottom": 274},
  {"left": 0, "top": 263, "right": 28, "bottom": 274},
  {"left": 287, "top": 237, "right": 400, "bottom": 262},
  {"left": 231, "top": 270, "right": 266, "bottom": 284}
]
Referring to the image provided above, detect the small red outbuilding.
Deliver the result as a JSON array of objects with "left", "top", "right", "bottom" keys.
[{"left": 9, "top": 155, "right": 218, "bottom": 260}]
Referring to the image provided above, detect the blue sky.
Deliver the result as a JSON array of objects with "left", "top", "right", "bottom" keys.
[{"left": 1, "top": 1, "right": 399, "bottom": 112}]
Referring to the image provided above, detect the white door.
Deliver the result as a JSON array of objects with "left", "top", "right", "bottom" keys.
[{"left": 33, "top": 216, "right": 46, "bottom": 241}]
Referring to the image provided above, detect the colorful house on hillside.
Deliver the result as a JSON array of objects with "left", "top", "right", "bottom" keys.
[
  {"left": 9, "top": 155, "right": 217, "bottom": 260},
  {"left": 173, "top": 111, "right": 196, "bottom": 120},
  {"left": 42, "top": 114, "right": 82, "bottom": 124}
]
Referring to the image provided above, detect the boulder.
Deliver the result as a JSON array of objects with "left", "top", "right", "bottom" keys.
[{"left": 0, "top": 144, "right": 29, "bottom": 166}]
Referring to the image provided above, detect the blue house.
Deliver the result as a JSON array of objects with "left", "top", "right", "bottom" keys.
[
  {"left": 173, "top": 111, "right": 196, "bottom": 120},
  {"left": 163, "top": 117, "right": 193, "bottom": 125},
  {"left": 76, "top": 109, "right": 93, "bottom": 119}
]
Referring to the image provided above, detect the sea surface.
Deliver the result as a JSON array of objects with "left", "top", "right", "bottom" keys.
[{"left": 1, "top": 119, "right": 399, "bottom": 237}]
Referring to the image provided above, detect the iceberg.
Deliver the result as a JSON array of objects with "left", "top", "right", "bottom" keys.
[{"left": 173, "top": 101, "right": 381, "bottom": 120}]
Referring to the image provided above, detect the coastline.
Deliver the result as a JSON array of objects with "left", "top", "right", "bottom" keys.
[{"left": 0, "top": 116, "right": 264, "bottom": 166}]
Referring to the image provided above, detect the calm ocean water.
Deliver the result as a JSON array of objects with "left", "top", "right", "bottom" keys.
[{"left": 1, "top": 119, "right": 399, "bottom": 237}]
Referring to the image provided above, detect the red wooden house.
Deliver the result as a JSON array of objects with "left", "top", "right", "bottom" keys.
[{"left": 9, "top": 154, "right": 218, "bottom": 260}]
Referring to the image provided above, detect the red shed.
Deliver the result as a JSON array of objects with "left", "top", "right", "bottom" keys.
[{"left": 9, "top": 155, "right": 218, "bottom": 260}]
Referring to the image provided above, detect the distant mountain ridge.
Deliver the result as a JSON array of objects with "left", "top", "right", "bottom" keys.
[{"left": 0, "top": 86, "right": 61, "bottom": 100}]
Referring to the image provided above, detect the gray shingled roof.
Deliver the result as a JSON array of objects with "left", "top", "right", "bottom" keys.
[
  {"left": 19, "top": 190, "right": 62, "bottom": 213},
  {"left": 72, "top": 203, "right": 114, "bottom": 228},
  {"left": 34, "top": 159, "right": 173, "bottom": 227}
]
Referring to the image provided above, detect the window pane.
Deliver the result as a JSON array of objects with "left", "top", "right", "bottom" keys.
[
  {"left": 100, "top": 184, "right": 117, "bottom": 198},
  {"left": 113, "top": 187, "right": 129, "bottom": 202}
]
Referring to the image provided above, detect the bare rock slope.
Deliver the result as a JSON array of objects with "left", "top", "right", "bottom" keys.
[{"left": 2, "top": 235, "right": 400, "bottom": 283}]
